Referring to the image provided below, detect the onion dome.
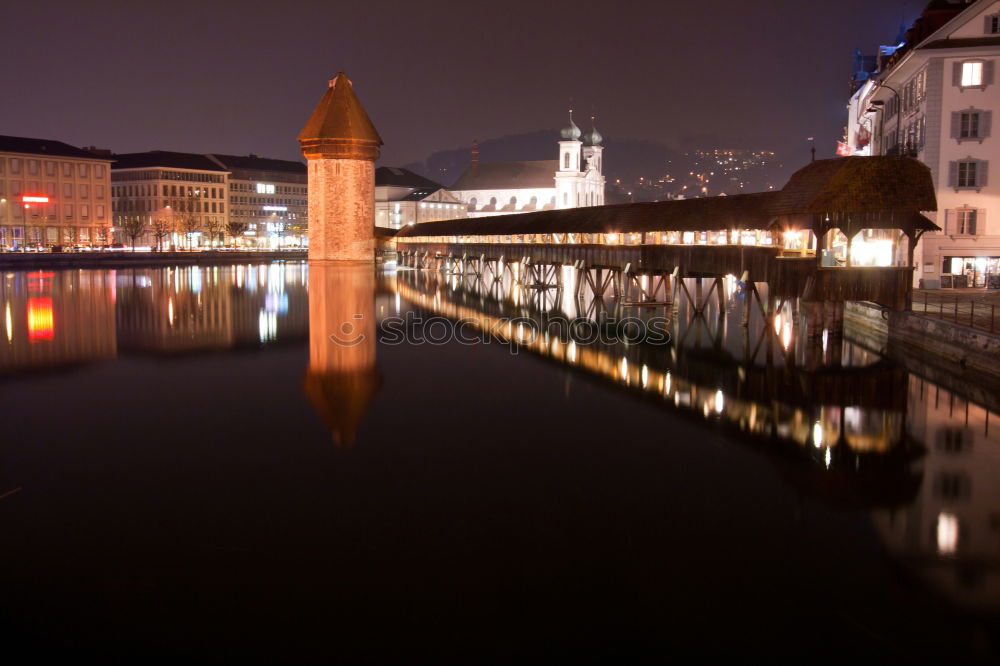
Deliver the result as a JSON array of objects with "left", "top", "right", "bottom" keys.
[
  {"left": 560, "top": 111, "right": 581, "bottom": 141},
  {"left": 582, "top": 116, "right": 603, "bottom": 146}
]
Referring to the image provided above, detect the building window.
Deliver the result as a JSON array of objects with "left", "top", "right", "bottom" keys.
[
  {"left": 950, "top": 159, "right": 987, "bottom": 189},
  {"left": 563, "top": 153, "right": 570, "bottom": 169},
  {"left": 79, "top": 184, "right": 89, "bottom": 199},
  {"left": 10, "top": 159, "right": 21, "bottom": 174},
  {"left": 62, "top": 162, "right": 72, "bottom": 177},
  {"left": 955, "top": 208, "right": 978, "bottom": 235},
  {"left": 986, "top": 14, "right": 1000, "bottom": 34},
  {"left": 27, "top": 160, "right": 38, "bottom": 175},
  {"left": 45, "top": 161, "right": 55, "bottom": 177},
  {"left": 963, "top": 61, "right": 983, "bottom": 87},
  {"left": 63, "top": 183, "right": 72, "bottom": 198},
  {"left": 955, "top": 60, "right": 993, "bottom": 89},
  {"left": 95, "top": 165, "right": 105, "bottom": 178},
  {"left": 78, "top": 164, "right": 89, "bottom": 178}
]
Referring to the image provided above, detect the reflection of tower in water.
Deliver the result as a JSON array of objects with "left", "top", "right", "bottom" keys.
[{"left": 304, "top": 264, "right": 380, "bottom": 446}]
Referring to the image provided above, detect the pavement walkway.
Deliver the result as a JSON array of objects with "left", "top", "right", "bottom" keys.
[{"left": 911, "top": 288, "right": 1000, "bottom": 333}]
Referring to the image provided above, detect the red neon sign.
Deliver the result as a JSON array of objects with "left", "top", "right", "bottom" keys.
[{"left": 21, "top": 195, "right": 49, "bottom": 203}]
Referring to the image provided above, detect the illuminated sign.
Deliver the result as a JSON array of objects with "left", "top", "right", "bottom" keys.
[
  {"left": 21, "top": 195, "right": 49, "bottom": 203},
  {"left": 262, "top": 205, "right": 287, "bottom": 212}
]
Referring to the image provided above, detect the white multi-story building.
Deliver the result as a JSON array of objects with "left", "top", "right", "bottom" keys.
[
  {"left": 0, "top": 135, "right": 113, "bottom": 249},
  {"left": 111, "top": 151, "right": 229, "bottom": 249},
  {"left": 849, "top": 0, "right": 1000, "bottom": 287},
  {"left": 209, "top": 154, "right": 308, "bottom": 247},
  {"left": 449, "top": 113, "right": 605, "bottom": 218},
  {"left": 374, "top": 167, "right": 466, "bottom": 229}
]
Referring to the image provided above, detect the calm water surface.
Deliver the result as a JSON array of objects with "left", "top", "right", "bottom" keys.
[{"left": 1, "top": 261, "right": 998, "bottom": 662}]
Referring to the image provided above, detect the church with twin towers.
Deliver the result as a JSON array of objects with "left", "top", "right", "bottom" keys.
[{"left": 448, "top": 111, "right": 607, "bottom": 218}]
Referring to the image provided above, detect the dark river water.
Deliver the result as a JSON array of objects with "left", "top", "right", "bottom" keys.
[{"left": 1, "top": 261, "right": 998, "bottom": 662}]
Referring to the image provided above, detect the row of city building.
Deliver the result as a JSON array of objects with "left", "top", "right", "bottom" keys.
[
  {"left": 848, "top": 0, "right": 1000, "bottom": 287},
  {"left": 0, "top": 110, "right": 607, "bottom": 250}
]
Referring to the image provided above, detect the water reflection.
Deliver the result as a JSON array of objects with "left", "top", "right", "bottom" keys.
[
  {"left": 392, "top": 266, "right": 1000, "bottom": 616},
  {"left": 1, "top": 270, "right": 116, "bottom": 373},
  {"left": 0, "top": 263, "right": 307, "bottom": 372},
  {"left": 304, "top": 264, "right": 380, "bottom": 446}
]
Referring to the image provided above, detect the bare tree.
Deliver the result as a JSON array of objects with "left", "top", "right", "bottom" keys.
[
  {"left": 204, "top": 216, "right": 222, "bottom": 248},
  {"left": 176, "top": 197, "right": 200, "bottom": 250},
  {"left": 225, "top": 220, "right": 248, "bottom": 248},
  {"left": 116, "top": 196, "right": 146, "bottom": 251},
  {"left": 151, "top": 216, "right": 173, "bottom": 252}
]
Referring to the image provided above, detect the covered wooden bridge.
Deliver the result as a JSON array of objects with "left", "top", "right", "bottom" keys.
[{"left": 390, "top": 156, "right": 937, "bottom": 310}]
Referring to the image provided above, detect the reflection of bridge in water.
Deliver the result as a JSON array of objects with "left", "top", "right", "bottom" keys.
[
  {"left": 392, "top": 266, "right": 920, "bottom": 504},
  {"left": 389, "top": 265, "right": 1000, "bottom": 616}
]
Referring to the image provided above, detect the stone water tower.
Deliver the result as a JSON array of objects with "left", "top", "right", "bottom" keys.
[{"left": 298, "top": 72, "right": 383, "bottom": 263}]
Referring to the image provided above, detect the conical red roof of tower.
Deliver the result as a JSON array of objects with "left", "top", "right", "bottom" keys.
[{"left": 298, "top": 72, "right": 382, "bottom": 159}]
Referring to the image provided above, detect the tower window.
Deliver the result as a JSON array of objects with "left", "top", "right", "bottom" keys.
[{"left": 563, "top": 153, "right": 570, "bottom": 169}]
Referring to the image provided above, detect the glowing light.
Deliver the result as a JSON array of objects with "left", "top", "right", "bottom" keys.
[
  {"left": 168, "top": 298, "right": 175, "bottom": 326},
  {"left": 5, "top": 302, "right": 12, "bottom": 343},
  {"left": 21, "top": 195, "right": 49, "bottom": 203},
  {"left": 664, "top": 372, "right": 671, "bottom": 395},
  {"left": 782, "top": 321, "right": 792, "bottom": 350},
  {"left": 262, "top": 205, "right": 287, "bottom": 212},
  {"left": 936, "top": 513, "right": 959, "bottom": 555},
  {"left": 567, "top": 340, "right": 578, "bottom": 364},
  {"left": 824, "top": 447, "right": 832, "bottom": 468},
  {"left": 714, "top": 389, "right": 724, "bottom": 413},
  {"left": 619, "top": 357, "right": 628, "bottom": 382},
  {"left": 641, "top": 364, "right": 649, "bottom": 388},
  {"left": 27, "top": 298, "right": 54, "bottom": 342},
  {"left": 813, "top": 422, "right": 824, "bottom": 448},
  {"left": 605, "top": 233, "right": 618, "bottom": 244},
  {"left": 773, "top": 313, "right": 782, "bottom": 335}
]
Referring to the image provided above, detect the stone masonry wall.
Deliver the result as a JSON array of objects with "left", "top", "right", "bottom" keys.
[{"left": 308, "top": 158, "right": 374, "bottom": 262}]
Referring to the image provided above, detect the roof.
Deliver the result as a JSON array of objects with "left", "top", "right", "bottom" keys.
[
  {"left": 0, "top": 134, "right": 109, "bottom": 160},
  {"left": 395, "top": 156, "right": 939, "bottom": 239},
  {"left": 772, "top": 156, "right": 936, "bottom": 215},
  {"left": 298, "top": 72, "right": 382, "bottom": 145},
  {"left": 451, "top": 160, "right": 559, "bottom": 191},
  {"left": 920, "top": 35, "right": 1000, "bottom": 49},
  {"left": 375, "top": 166, "right": 443, "bottom": 189},
  {"left": 208, "top": 153, "right": 306, "bottom": 174},
  {"left": 112, "top": 150, "right": 229, "bottom": 172},
  {"left": 395, "top": 192, "right": 780, "bottom": 238}
]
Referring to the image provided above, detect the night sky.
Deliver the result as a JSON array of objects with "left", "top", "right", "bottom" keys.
[{"left": 3, "top": 0, "right": 923, "bottom": 171}]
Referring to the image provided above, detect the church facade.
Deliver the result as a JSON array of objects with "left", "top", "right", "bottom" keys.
[{"left": 449, "top": 114, "right": 605, "bottom": 218}]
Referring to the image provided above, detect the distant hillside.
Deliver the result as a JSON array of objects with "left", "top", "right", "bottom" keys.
[{"left": 401, "top": 130, "right": 803, "bottom": 195}]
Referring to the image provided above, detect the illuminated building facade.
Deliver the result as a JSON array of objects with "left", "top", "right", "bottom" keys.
[
  {"left": 375, "top": 166, "right": 466, "bottom": 229},
  {"left": 208, "top": 154, "right": 308, "bottom": 248},
  {"left": 0, "top": 135, "right": 113, "bottom": 249},
  {"left": 849, "top": 0, "right": 1000, "bottom": 286},
  {"left": 111, "top": 151, "right": 229, "bottom": 249},
  {"left": 449, "top": 112, "right": 605, "bottom": 218}
]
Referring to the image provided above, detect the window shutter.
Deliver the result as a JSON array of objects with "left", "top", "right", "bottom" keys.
[
  {"left": 983, "top": 111, "right": 993, "bottom": 138},
  {"left": 987, "top": 16, "right": 993, "bottom": 34},
  {"left": 949, "top": 160, "right": 958, "bottom": 187},
  {"left": 944, "top": 209, "right": 952, "bottom": 234},
  {"left": 979, "top": 160, "right": 989, "bottom": 186},
  {"left": 978, "top": 209, "right": 987, "bottom": 236},
  {"left": 951, "top": 111, "right": 961, "bottom": 138},
  {"left": 953, "top": 61, "right": 963, "bottom": 85},
  {"left": 987, "top": 60, "right": 996, "bottom": 86}
]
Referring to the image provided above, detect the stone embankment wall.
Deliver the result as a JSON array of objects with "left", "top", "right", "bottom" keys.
[{"left": 846, "top": 301, "right": 1000, "bottom": 378}]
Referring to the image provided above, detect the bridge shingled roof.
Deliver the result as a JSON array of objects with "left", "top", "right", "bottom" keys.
[{"left": 393, "top": 156, "right": 938, "bottom": 239}]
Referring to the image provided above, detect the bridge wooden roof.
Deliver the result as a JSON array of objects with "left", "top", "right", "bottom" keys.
[{"left": 394, "top": 156, "right": 938, "bottom": 239}]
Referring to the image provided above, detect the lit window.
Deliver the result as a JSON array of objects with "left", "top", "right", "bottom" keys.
[
  {"left": 961, "top": 61, "right": 983, "bottom": 87},
  {"left": 936, "top": 512, "right": 959, "bottom": 555}
]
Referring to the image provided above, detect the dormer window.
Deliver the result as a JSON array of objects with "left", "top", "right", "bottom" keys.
[{"left": 986, "top": 14, "right": 1000, "bottom": 34}]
